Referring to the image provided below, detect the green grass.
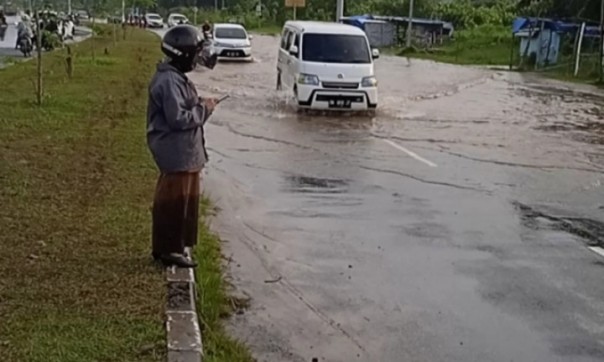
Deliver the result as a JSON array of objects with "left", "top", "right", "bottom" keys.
[
  {"left": 0, "top": 27, "right": 252, "bottom": 361},
  {"left": 535, "top": 55, "right": 604, "bottom": 86},
  {"left": 402, "top": 25, "right": 513, "bottom": 66},
  {"left": 402, "top": 41, "right": 513, "bottom": 65}
]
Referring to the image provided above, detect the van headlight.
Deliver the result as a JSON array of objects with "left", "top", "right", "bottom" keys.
[
  {"left": 361, "top": 76, "right": 378, "bottom": 87},
  {"left": 298, "top": 73, "right": 320, "bottom": 86}
]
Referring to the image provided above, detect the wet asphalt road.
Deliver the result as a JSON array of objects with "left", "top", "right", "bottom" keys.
[
  {"left": 175, "top": 33, "right": 604, "bottom": 361},
  {"left": 0, "top": 16, "right": 21, "bottom": 59}
]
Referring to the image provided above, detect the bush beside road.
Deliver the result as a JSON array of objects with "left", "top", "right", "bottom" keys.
[{"left": 0, "top": 26, "right": 251, "bottom": 361}]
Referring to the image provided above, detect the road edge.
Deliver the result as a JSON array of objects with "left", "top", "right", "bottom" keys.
[
  {"left": 0, "top": 27, "right": 92, "bottom": 69},
  {"left": 165, "top": 247, "right": 204, "bottom": 362}
]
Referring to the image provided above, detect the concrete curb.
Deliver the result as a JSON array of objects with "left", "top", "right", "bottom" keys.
[{"left": 165, "top": 247, "right": 203, "bottom": 362}]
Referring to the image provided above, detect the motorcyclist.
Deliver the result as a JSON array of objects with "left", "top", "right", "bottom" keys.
[
  {"left": 146, "top": 25, "right": 218, "bottom": 268},
  {"left": 0, "top": 11, "right": 7, "bottom": 41},
  {"left": 201, "top": 20, "right": 211, "bottom": 33},
  {"left": 16, "top": 14, "right": 34, "bottom": 50},
  {"left": 201, "top": 20, "right": 211, "bottom": 39}
]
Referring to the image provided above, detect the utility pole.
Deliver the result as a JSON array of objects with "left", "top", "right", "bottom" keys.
[
  {"left": 121, "top": 0, "right": 125, "bottom": 22},
  {"left": 599, "top": 0, "right": 604, "bottom": 82},
  {"left": 406, "top": 0, "right": 414, "bottom": 48},
  {"left": 68, "top": 0, "right": 72, "bottom": 14},
  {"left": 214, "top": 0, "right": 217, "bottom": 11},
  {"left": 336, "top": 0, "right": 343, "bottom": 22}
]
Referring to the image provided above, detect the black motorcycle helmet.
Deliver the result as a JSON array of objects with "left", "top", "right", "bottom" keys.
[{"left": 161, "top": 24, "right": 217, "bottom": 73}]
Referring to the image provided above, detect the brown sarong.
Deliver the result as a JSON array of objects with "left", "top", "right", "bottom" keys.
[{"left": 152, "top": 172, "right": 200, "bottom": 255}]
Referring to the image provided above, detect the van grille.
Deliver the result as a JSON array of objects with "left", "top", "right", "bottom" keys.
[{"left": 322, "top": 81, "right": 359, "bottom": 89}]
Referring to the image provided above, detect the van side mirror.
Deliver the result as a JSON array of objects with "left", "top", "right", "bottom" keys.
[
  {"left": 249, "top": 35, "right": 253, "bottom": 40},
  {"left": 289, "top": 45, "right": 299, "bottom": 56},
  {"left": 372, "top": 48, "right": 380, "bottom": 59}
]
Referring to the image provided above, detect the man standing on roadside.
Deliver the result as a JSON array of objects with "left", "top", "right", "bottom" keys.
[{"left": 146, "top": 25, "right": 218, "bottom": 268}]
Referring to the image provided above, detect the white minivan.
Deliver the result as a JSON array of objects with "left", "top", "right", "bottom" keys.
[{"left": 277, "top": 21, "right": 379, "bottom": 111}]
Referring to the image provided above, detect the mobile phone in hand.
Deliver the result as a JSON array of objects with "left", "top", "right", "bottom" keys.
[{"left": 217, "top": 95, "right": 230, "bottom": 104}]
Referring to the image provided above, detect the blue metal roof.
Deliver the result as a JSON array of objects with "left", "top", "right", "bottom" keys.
[
  {"left": 343, "top": 14, "right": 452, "bottom": 29},
  {"left": 512, "top": 17, "right": 600, "bottom": 36}
]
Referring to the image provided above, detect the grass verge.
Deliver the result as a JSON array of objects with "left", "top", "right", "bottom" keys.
[
  {"left": 0, "top": 27, "right": 166, "bottom": 362},
  {"left": 401, "top": 25, "right": 513, "bottom": 66},
  {"left": 0, "top": 26, "right": 252, "bottom": 361},
  {"left": 194, "top": 201, "right": 254, "bottom": 362}
]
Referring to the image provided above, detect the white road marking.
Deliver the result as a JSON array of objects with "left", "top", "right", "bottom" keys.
[
  {"left": 382, "top": 139, "right": 438, "bottom": 168},
  {"left": 588, "top": 246, "right": 604, "bottom": 258}
]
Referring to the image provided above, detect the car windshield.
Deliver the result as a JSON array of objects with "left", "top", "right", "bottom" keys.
[
  {"left": 215, "top": 27, "right": 247, "bottom": 39},
  {"left": 172, "top": 15, "right": 186, "bottom": 21},
  {"left": 301, "top": 33, "right": 371, "bottom": 64},
  {"left": 147, "top": 15, "right": 161, "bottom": 20}
]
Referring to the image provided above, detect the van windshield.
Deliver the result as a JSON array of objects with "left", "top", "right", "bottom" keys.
[
  {"left": 215, "top": 27, "right": 247, "bottom": 39},
  {"left": 301, "top": 33, "right": 371, "bottom": 64}
]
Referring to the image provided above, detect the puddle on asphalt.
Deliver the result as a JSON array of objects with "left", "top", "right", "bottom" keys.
[{"left": 283, "top": 175, "right": 349, "bottom": 194}]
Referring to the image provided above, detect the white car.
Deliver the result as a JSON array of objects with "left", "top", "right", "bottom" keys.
[
  {"left": 277, "top": 21, "right": 380, "bottom": 111},
  {"left": 212, "top": 23, "right": 252, "bottom": 60},
  {"left": 167, "top": 13, "right": 189, "bottom": 27},
  {"left": 145, "top": 13, "right": 164, "bottom": 28}
]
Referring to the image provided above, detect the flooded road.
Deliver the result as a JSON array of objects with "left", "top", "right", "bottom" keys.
[
  {"left": 188, "top": 34, "right": 604, "bottom": 361},
  {"left": 0, "top": 16, "right": 21, "bottom": 61}
]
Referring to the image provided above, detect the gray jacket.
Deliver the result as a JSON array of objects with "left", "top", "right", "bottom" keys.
[{"left": 146, "top": 62, "right": 210, "bottom": 173}]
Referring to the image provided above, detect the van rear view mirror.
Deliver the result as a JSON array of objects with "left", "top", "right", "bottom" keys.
[
  {"left": 289, "top": 45, "right": 299, "bottom": 56},
  {"left": 372, "top": 48, "right": 380, "bottom": 59}
]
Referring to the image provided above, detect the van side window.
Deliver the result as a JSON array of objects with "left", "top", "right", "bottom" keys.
[
  {"left": 285, "top": 31, "right": 294, "bottom": 50},
  {"left": 280, "top": 29, "right": 290, "bottom": 49},
  {"left": 291, "top": 34, "right": 300, "bottom": 57}
]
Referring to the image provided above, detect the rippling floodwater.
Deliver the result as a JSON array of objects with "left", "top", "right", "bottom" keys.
[{"left": 191, "top": 34, "right": 604, "bottom": 362}]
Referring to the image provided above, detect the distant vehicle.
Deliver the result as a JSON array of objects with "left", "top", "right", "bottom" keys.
[
  {"left": 212, "top": 23, "right": 252, "bottom": 61},
  {"left": 277, "top": 21, "right": 380, "bottom": 111},
  {"left": 75, "top": 10, "right": 89, "bottom": 20},
  {"left": 167, "top": 13, "right": 188, "bottom": 27},
  {"left": 145, "top": 13, "right": 164, "bottom": 28},
  {"left": 2, "top": 5, "right": 18, "bottom": 16},
  {"left": 107, "top": 12, "right": 122, "bottom": 24}
]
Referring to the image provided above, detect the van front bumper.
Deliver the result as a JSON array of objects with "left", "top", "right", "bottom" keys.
[{"left": 296, "top": 85, "right": 378, "bottom": 110}]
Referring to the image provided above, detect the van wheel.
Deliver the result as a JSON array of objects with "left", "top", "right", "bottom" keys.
[{"left": 276, "top": 72, "right": 282, "bottom": 91}]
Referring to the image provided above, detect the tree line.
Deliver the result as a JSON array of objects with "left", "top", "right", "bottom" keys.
[{"left": 39, "top": 0, "right": 604, "bottom": 28}]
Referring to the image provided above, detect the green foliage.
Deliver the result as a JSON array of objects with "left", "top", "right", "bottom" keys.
[
  {"left": 517, "top": 0, "right": 601, "bottom": 21},
  {"left": 432, "top": 0, "right": 516, "bottom": 29}
]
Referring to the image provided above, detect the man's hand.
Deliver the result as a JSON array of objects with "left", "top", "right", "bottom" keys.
[{"left": 200, "top": 97, "right": 218, "bottom": 114}]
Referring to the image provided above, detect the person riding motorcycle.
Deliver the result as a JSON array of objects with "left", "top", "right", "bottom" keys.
[{"left": 16, "top": 14, "right": 34, "bottom": 50}]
